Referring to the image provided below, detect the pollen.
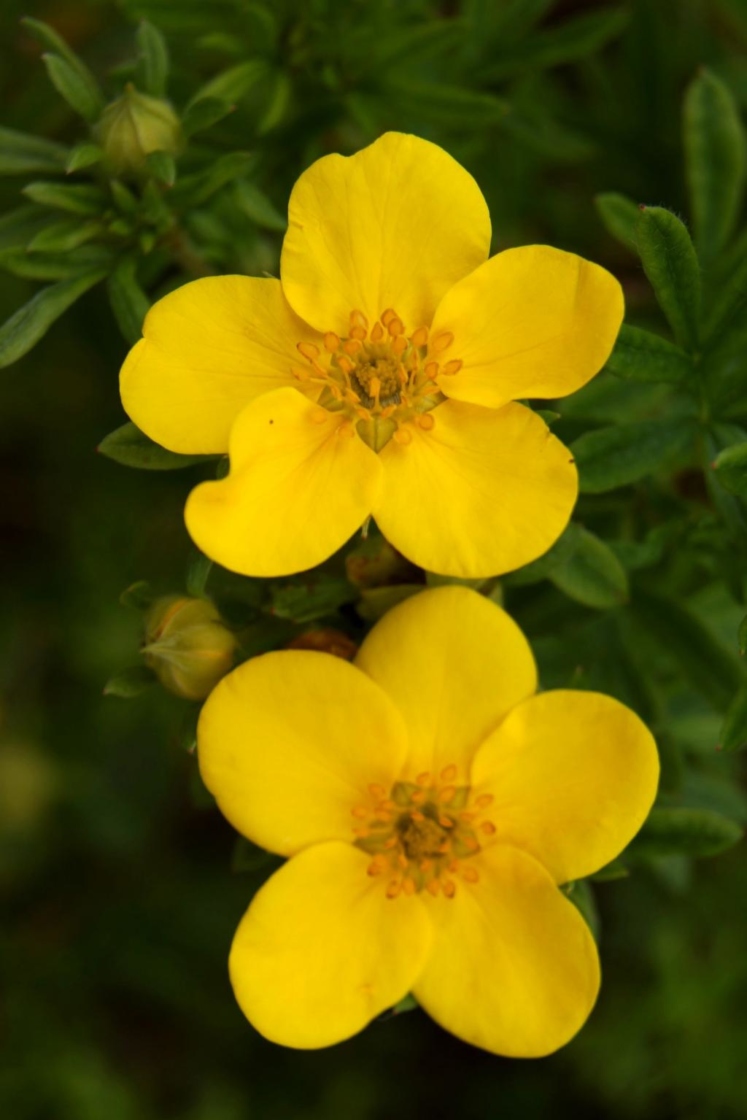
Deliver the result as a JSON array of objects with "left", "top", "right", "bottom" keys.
[
  {"left": 294, "top": 307, "right": 462, "bottom": 452},
  {"left": 353, "top": 766, "right": 496, "bottom": 900}
]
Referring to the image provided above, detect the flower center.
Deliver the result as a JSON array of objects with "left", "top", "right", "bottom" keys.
[
  {"left": 352, "top": 764, "right": 495, "bottom": 899},
  {"left": 294, "top": 309, "right": 462, "bottom": 452}
]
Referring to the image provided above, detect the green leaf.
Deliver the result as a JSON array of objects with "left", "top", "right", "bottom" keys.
[
  {"left": 181, "top": 97, "right": 234, "bottom": 138},
  {"left": 23, "top": 181, "right": 106, "bottom": 216},
  {"left": 0, "top": 126, "right": 68, "bottom": 176},
  {"left": 571, "top": 419, "right": 693, "bottom": 493},
  {"left": 703, "top": 251, "right": 747, "bottom": 346},
  {"left": 564, "top": 879, "right": 600, "bottom": 941},
  {"left": 107, "top": 258, "right": 150, "bottom": 345},
  {"left": 482, "top": 8, "right": 628, "bottom": 80},
  {"left": 269, "top": 574, "right": 357, "bottom": 623},
  {"left": 41, "top": 53, "right": 104, "bottom": 123},
  {"left": 712, "top": 442, "right": 747, "bottom": 497},
  {"left": 103, "top": 665, "right": 155, "bottom": 698},
  {"left": 384, "top": 79, "right": 507, "bottom": 126},
  {"left": 119, "top": 580, "right": 154, "bottom": 611},
  {"left": 636, "top": 206, "right": 701, "bottom": 351},
  {"left": 188, "top": 59, "right": 270, "bottom": 108},
  {"left": 739, "top": 613, "right": 747, "bottom": 657},
  {"left": 185, "top": 551, "right": 213, "bottom": 599},
  {"left": 548, "top": 525, "right": 629, "bottom": 609},
  {"left": 173, "top": 152, "right": 256, "bottom": 206},
  {"left": 719, "top": 681, "right": 747, "bottom": 752},
  {"left": 233, "top": 180, "right": 286, "bottom": 232},
  {"left": 0, "top": 245, "right": 112, "bottom": 281},
  {"left": 629, "top": 807, "right": 742, "bottom": 859},
  {"left": 97, "top": 421, "right": 216, "bottom": 470},
  {"left": 605, "top": 324, "right": 693, "bottom": 384},
  {"left": 66, "top": 142, "right": 104, "bottom": 173},
  {"left": 145, "top": 150, "right": 176, "bottom": 186},
  {"left": 256, "top": 69, "right": 291, "bottom": 134},
  {"left": 136, "top": 20, "right": 169, "bottom": 98},
  {"left": 684, "top": 68, "right": 746, "bottom": 262},
  {"left": 28, "top": 218, "right": 104, "bottom": 253},
  {"left": 0, "top": 268, "right": 106, "bottom": 368},
  {"left": 0, "top": 205, "right": 54, "bottom": 252},
  {"left": 632, "top": 589, "right": 744, "bottom": 712},
  {"left": 594, "top": 192, "right": 640, "bottom": 250}
]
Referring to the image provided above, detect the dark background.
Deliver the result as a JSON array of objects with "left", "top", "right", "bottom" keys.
[{"left": 1, "top": 2, "right": 746, "bottom": 1117}]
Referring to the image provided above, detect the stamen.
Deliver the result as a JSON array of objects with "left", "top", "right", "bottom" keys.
[
  {"left": 351, "top": 805, "right": 368, "bottom": 819},
  {"left": 391, "top": 335, "right": 407, "bottom": 356},
  {"left": 441, "top": 359, "right": 463, "bottom": 376},
  {"left": 424, "top": 361, "right": 439, "bottom": 380},
  {"left": 350, "top": 325, "right": 367, "bottom": 341},
  {"left": 438, "top": 786, "right": 456, "bottom": 803},
  {"left": 393, "top": 427, "right": 413, "bottom": 446},
  {"left": 440, "top": 765, "right": 458, "bottom": 782},
  {"left": 402, "top": 877, "right": 416, "bottom": 896},
  {"left": 350, "top": 310, "right": 369, "bottom": 330},
  {"left": 323, "top": 332, "right": 340, "bottom": 352},
  {"left": 426, "top": 878, "right": 441, "bottom": 896},
  {"left": 343, "top": 338, "right": 362, "bottom": 356},
  {"left": 297, "top": 341, "right": 320, "bottom": 361},
  {"left": 416, "top": 772, "right": 432, "bottom": 786},
  {"left": 380, "top": 308, "right": 397, "bottom": 327},
  {"left": 474, "top": 794, "right": 494, "bottom": 809},
  {"left": 386, "top": 879, "right": 402, "bottom": 899},
  {"left": 442, "top": 879, "right": 457, "bottom": 898},
  {"left": 370, "top": 321, "right": 384, "bottom": 343},
  {"left": 479, "top": 821, "right": 496, "bottom": 836},
  {"left": 387, "top": 317, "right": 404, "bottom": 337},
  {"left": 417, "top": 413, "right": 435, "bottom": 432},
  {"left": 410, "top": 326, "right": 429, "bottom": 348},
  {"left": 430, "top": 331, "right": 454, "bottom": 354},
  {"left": 462, "top": 866, "right": 479, "bottom": 883},
  {"left": 310, "top": 407, "right": 329, "bottom": 424},
  {"left": 369, "top": 783, "right": 386, "bottom": 799}
]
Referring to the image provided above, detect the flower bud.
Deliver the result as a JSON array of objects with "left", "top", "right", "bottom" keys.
[
  {"left": 286, "top": 628, "right": 358, "bottom": 661},
  {"left": 143, "top": 596, "right": 237, "bottom": 701},
  {"left": 96, "top": 84, "right": 181, "bottom": 178}
]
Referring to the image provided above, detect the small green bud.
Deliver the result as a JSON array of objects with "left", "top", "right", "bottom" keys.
[
  {"left": 96, "top": 84, "right": 181, "bottom": 178},
  {"left": 143, "top": 596, "right": 237, "bottom": 701}
]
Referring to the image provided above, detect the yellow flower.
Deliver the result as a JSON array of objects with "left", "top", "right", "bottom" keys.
[
  {"left": 121, "top": 132, "right": 623, "bottom": 579},
  {"left": 198, "top": 586, "right": 658, "bottom": 1056}
]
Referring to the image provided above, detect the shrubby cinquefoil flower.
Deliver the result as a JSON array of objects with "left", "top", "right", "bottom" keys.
[
  {"left": 122, "top": 132, "right": 623, "bottom": 578},
  {"left": 198, "top": 587, "right": 658, "bottom": 1056}
]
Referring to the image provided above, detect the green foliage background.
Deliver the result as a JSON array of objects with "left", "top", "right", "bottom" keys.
[{"left": 2, "top": 1, "right": 747, "bottom": 1116}]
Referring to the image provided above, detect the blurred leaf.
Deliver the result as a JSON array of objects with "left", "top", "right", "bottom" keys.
[
  {"left": 181, "top": 97, "right": 235, "bottom": 138},
  {"left": 605, "top": 325, "right": 693, "bottom": 384},
  {"left": 145, "top": 150, "right": 176, "bottom": 186},
  {"left": 98, "top": 422, "right": 216, "bottom": 469},
  {"left": 703, "top": 251, "right": 747, "bottom": 346},
  {"left": 385, "top": 80, "right": 507, "bottom": 126},
  {"left": 23, "top": 181, "right": 106, "bottom": 216},
  {"left": 633, "top": 589, "right": 744, "bottom": 712},
  {"left": 188, "top": 59, "right": 270, "bottom": 107},
  {"left": 107, "top": 258, "right": 151, "bottom": 345},
  {"left": 684, "top": 68, "right": 746, "bottom": 262},
  {"left": 173, "top": 152, "right": 256, "bottom": 206},
  {"left": 28, "top": 218, "right": 105, "bottom": 252},
  {"left": 482, "top": 8, "right": 628, "bottom": 80},
  {"left": 712, "top": 441, "right": 747, "bottom": 497},
  {"left": 120, "top": 580, "right": 154, "bottom": 611},
  {"left": 0, "top": 245, "right": 113, "bottom": 281},
  {"left": 136, "top": 20, "right": 170, "bottom": 98},
  {"left": 233, "top": 180, "right": 286, "bottom": 232},
  {"left": 185, "top": 552, "right": 213, "bottom": 599},
  {"left": 41, "top": 53, "right": 104, "bottom": 124},
  {"left": 103, "top": 665, "right": 155, "bottom": 698},
  {"left": 572, "top": 419, "right": 694, "bottom": 493},
  {"left": 739, "top": 613, "right": 747, "bottom": 656},
  {"left": 0, "top": 127, "right": 68, "bottom": 176},
  {"left": 0, "top": 205, "right": 53, "bottom": 251},
  {"left": 65, "top": 142, "right": 104, "bottom": 173},
  {"left": 0, "top": 268, "right": 106, "bottom": 369},
  {"left": 719, "top": 681, "right": 747, "bottom": 751},
  {"left": 548, "top": 525, "right": 629, "bottom": 609},
  {"left": 257, "top": 69, "right": 291, "bottom": 134},
  {"left": 629, "top": 807, "right": 743, "bottom": 858},
  {"left": 269, "top": 574, "right": 357, "bottom": 623},
  {"left": 636, "top": 206, "right": 701, "bottom": 351},
  {"left": 594, "top": 191, "right": 639, "bottom": 250}
]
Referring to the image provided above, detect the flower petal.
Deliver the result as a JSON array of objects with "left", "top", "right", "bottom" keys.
[
  {"left": 185, "top": 387, "right": 382, "bottom": 577},
  {"left": 229, "top": 841, "right": 432, "bottom": 1048},
  {"left": 355, "top": 586, "right": 536, "bottom": 781},
  {"left": 198, "top": 650, "right": 409, "bottom": 855},
  {"left": 280, "top": 132, "right": 491, "bottom": 335},
  {"left": 373, "top": 400, "right": 577, "bottom": 578},
  {"left": 414, "top": 844, "right": 599, "bottom": 1057},
  {"left": 120, "top": 276, "right": 319, "bottom": 454},
  {"left": 472, "top": 690, "right": 660, "bottom": 883},
  {"left": 431, "top": 246, "right": 624, "bottom": 410}
]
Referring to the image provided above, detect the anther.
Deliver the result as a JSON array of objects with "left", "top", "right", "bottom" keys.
[
  {"left": 426, "top": 878, "right": 441, "bottom": 896},
  {"left": 370, "top": 321, "right": 384, "bottom": 343},
  {"left": 474, "top": 794, "right": 494, "bottom": 809},
  {"left": 438, "top": 786, "right": 456, "bottom": 803},
  {"left": 337, "top": 356, "right": 354, "bottom": 374},
  {"left": 350, "top": 325, "right": 367, "bottom": 341},
  {"left": 351, "top": 805, "right": 368, "bottom": 818},
  {"left": 368, "top": 858, "right": 385, "bottom": 876},
  {"left": 350, "top": 310, "right": 369, "bottom": 330},
  {"left": 410, "top": 326, "right": 429, "bottom": 348},
  {"left": 393, "top": 427, "right": 413, "bottom": 446},
  {"left": 479, "top": 821, "right": 496, "bottom": 835},
  {"left": 391, "top": 335, "right": 407, "bottom": 356},
  {"left": 411, "top": 787, "right": 426, "bottom": 803},
  {"left": 441, "top": 359, "right": 463, "bottom": 376},
  {"left": 338, "top": 421, "right": 356, "bottom": 439},
  {"left": 292, "top": 367, "right": 311, "bottom": 382},
  {"left": 442, "top": 879, "right": 457, "bottom": 898},
  {"left": 416, "top": 772, "right": 432, "bottom": 786},
  {"left": 440, "top": 765, "right": 458, "bottom": 782},
  {"left": 430, "top": 331, "right": 454, "bottom": 353},
  {"left": 462, "top": 866, "right": 480, "bottom": 883},
  {"left": 410, "top": 810, "right": 425, "bottom": 822},
  {"left": 323, "top": 332, "right": 340, "bottom": 352},
  {"left": 386, "top": 879, "right": 402, "bottom": 899},
  {"left": 424, "top": 361, "right": 439, "bottom": 380},
  {"left": 380, "top": 308, "right": 397, "bottom": 326},
  {"left": 402, "top": 877, "right": 416, "bottom": 896},
  {"left": 417, "top": 414, "right": 435, "bottom": 431},
  {"left": 343, "top": 338, "right": 362, "bottom": 356},
  {"left": 297, "top": 341, "right": 320, "bottom": 361},
  {"left": 368, "top": 783, "right": 386, "bottom": 799},
  {"left": 387, "top": 317, "right": 404, "bottom": 337},
  {"left": 438, "top": 815, "right": 453, "bottom": 829},
  {"left": 310, "top": 407, "right": 329, "bottom": 425}
]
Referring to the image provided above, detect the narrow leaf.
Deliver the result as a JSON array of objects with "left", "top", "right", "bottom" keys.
[
  {"left": 606, "top": 324, "right": 693, "bottom": 384},
  {"left": 594, "top": 192, "right": 639, "bottom": 250},
  {"left": 66, "top": 142, "right": 103, "bottom": 173},
  {"left": 28, "top": 219, "right": 104, "bottom": 253},
  {"left": 41, "top": 52, "right": 104, "bottom": 123},
  {"left": 684, "top": 68, "right": 746, "bottom": 262},
  {"left": 548, "top": 525, "right": 629, "bottom": 609},
  {"left": 482, "top": 9, "right": 628, "bottom": 79},
  {"left": 173, "top": 152, "right": 255, "bottom": 206},
  {"left": 188, "top": 60, "right": 270, "bottom": 108},
  {"left": 703, "top": 251, "right": 747, "bottom": 346},
  {"left": 104, "top": 665, "right": 155, "bottom": 698},
  {"left": 136, "top": 21, "right": 169, "bottom": 98},
  {"left": 0, "top": 205, "right": 66, "bottom": 252},
  {"left": 23, "top": 181, "right": 106, "bottom": 216},
  {"left": 629, "top": 807, "right": 742, "bottom": 858},
  {"left": 97, "top": 421, "right": 216, "bottom": 470},
  {"left": 572, "top": 419, "right": 693, "bottom": 493},
  {"left": 719, "top": 681, "right": 747, "bottom": 751},
  {"left": 0, "top": 126, "right": 68, "bottom": 176},
  {"left": 712, "top": 442, "right": 747, "bottom": 497},
  {"left": 0, "top": 245, "right": 112, "bottom": 281},
  {"left": 107, "top": 258, "right": 150, "bottom": 345},
  {"left": 181, "top": 97, "right": 234, "bottom": 138},
  {"left": 233, "top": 180, "right": 286, "bottom": 231},
  {"left": 636, "top": 206, "right": 701, "bottom": 351},
  {"left": 0, "top": 268, "right": 106, "bottom": 368}
]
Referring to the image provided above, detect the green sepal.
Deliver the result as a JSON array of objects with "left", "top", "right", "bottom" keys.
[
  {"left": 594, "top": 192, "right": 639, "bottom": 250},
  {"left": 563, "top": 879, "right": 600, "bottom": 942},
  {"left": 136, "top": 20, "right": 170, "bottom": 98},
  {"left": 97, "top": 422, "right": 217, "bottom": 470},
  {"left": 571, "top": 418, "right": 694, "bottom": 493},
  {"left": 0, "top": 268, "right": 106, "bottom": 369},
  {"left": 636, "top": 206, "right": 701, "bottom": 351},
  {"left": 269, "top": 574, "right": 358, "bottom": 624},
  {"left": 605, "top": 324, "right": 692, "bottom": 384},
  {"left": 628, "top": 807, "right": 743, "bottom": 859},
  {"left": 0, "top": 126, "right": 68, "bottom": 176},
  {"left": 719, "top": 681, "right": 747, "bottom": 752},
  {"left": 119, "top": 581, "right": 154, "bottom": 611},
  {"left": 684, "top": 68, "right": 746, "bottom": 263},
  {"left": 103, "top": 665, "right": 156, "bottom": 698}
]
